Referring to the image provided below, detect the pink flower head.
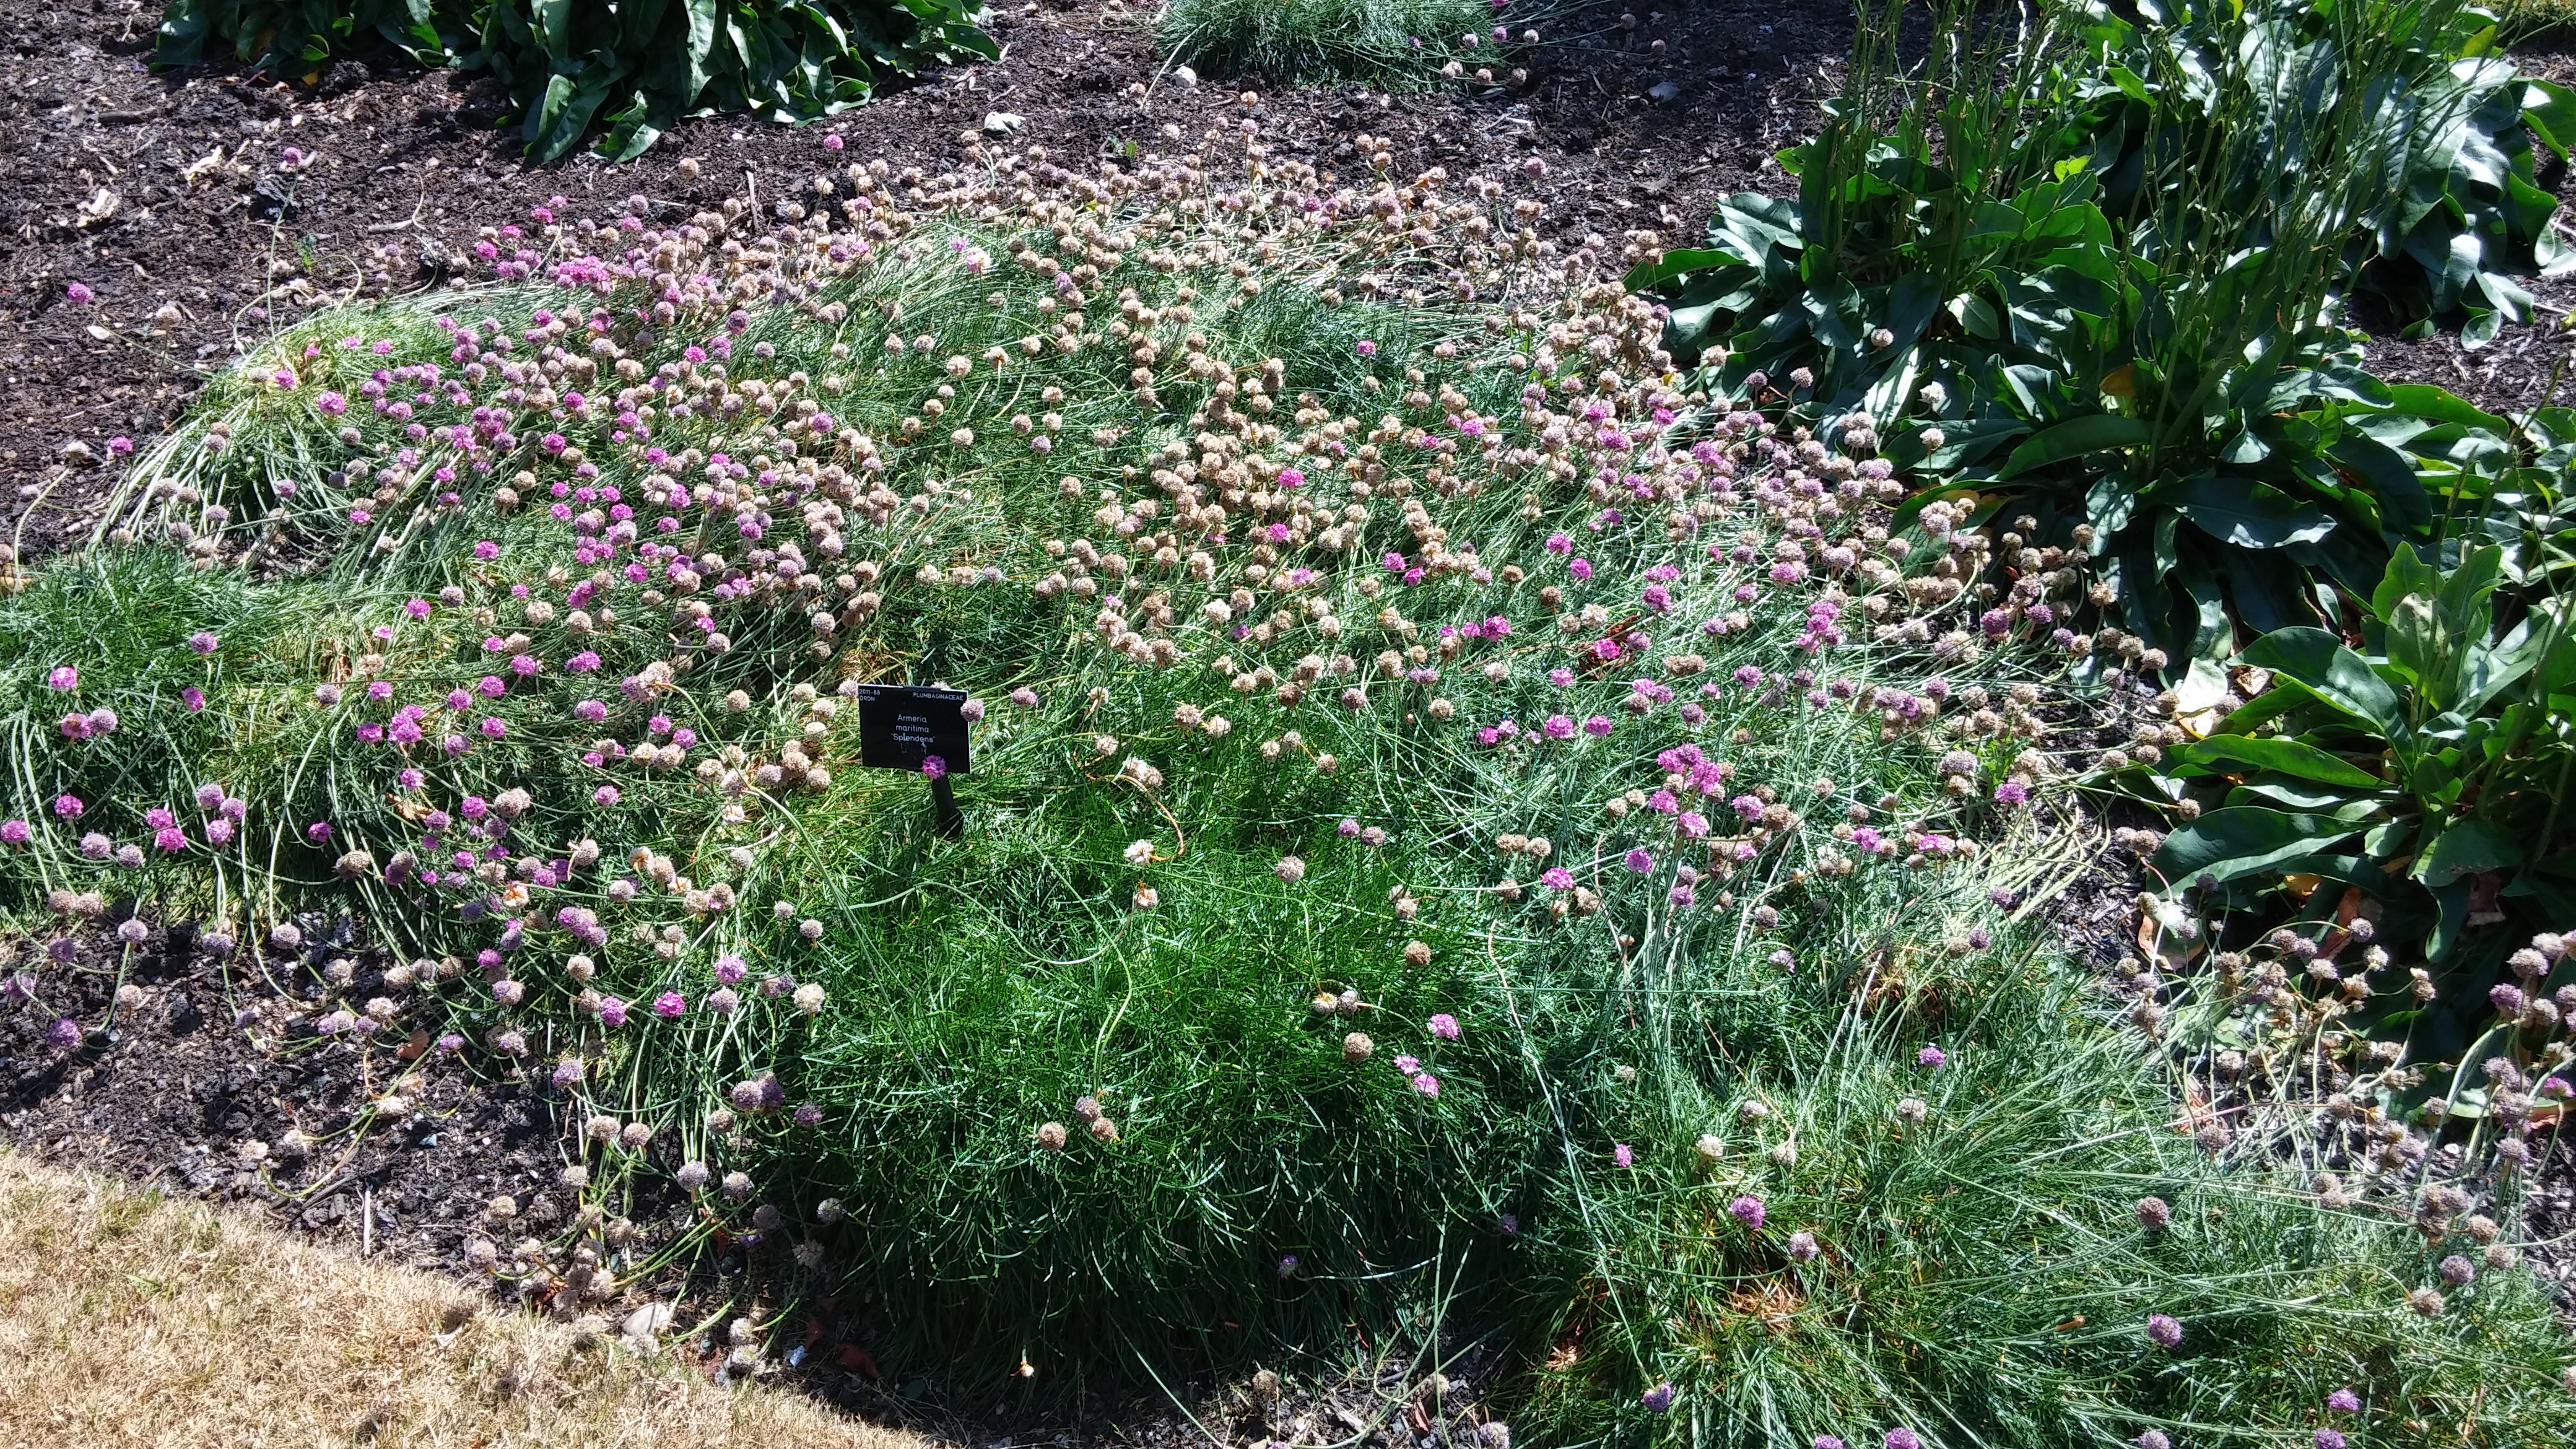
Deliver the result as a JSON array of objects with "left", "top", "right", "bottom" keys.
[
  {"left": 188, "top": 631, "right": 220, "bottom": 655},
  {"left": 1356, "top": 339, "right": 1377, "bottom": 357},
  {"left": 1428, "top": 1012, "right": 1460, "bottom": 1040},
  {"left": 1613, "top": 1142, "right": 1634, "bottom": 1167},
  {"left": 1728, "top": 1194, "right": 1765, "bottom": 1230},
  {"left": 1410, "top": 1072, "right": 1440, "bottom": 1097},
  {"left": 45, "top": 666, "right": 77, "bottom": 690},
  {"left": 65, "top": 281, "right": 95, "bottom": 305},
  {"left": 653, "top": 991, "right": 687, "bottom": 1018},
  {"left": 2146, "top": 1314, "right": 2183, "bottom": 1347},
  {"left": 1917, "top": 1044, "right": 1947, "bottom": 1069},
  {"left": 921, "top": 754, "right": 947, "bottom": 780},
  {"left": 52, "top": 794, "right": 84, "bottom": 819}
]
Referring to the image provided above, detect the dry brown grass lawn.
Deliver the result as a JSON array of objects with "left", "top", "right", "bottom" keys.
[{"left": 0, "top": 1151, "right": 931, "bottom": 1449}]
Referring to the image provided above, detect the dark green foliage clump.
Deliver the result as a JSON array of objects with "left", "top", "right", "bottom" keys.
[
  {"left": 1637, "top": 0, "right": 2574, "bottom": 676},
  {"left": 154, "top": 0, "right": 994, "bottom": 159}
]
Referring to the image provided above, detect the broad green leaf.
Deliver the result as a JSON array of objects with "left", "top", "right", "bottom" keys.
[
  {"left": 2162, "top": 474, "right": 2336, "bottom": 548},
  {"left": 1967, "top": 200, "right": 2025, "bottom": 240},
  {"left": 2155, "top": 807, "right": 2362, "bottom": 886},
  {"left": 2523, "top": 77, "right": 2576, "bottom": 162},
  {"left": 1996, "top": 414, "right": 2149, "bottom": 479},
  {"left": 2386, "top": 593, "right": 2447, "bottom": 703},
  {"left": 2176, "top": 656, "right": 2230, "bottom": 713},
  {"left": 2326, "top": 434, "right": 2432, "bottom": 537},
  {"left": 533, "top": 64, "right": 617, "bottom": 161},
  {"left": 2240, "top": 628, "right": 2406, "bottom": 741},
  {"left": 2381, "top": 383, "right": 2509, "bottom": 435},
  {"left": 534, "top": 0, "right": 577, "bottom": 58},
  {"left": 2369, "top": 543, "right": 2443, "bottom": 625},
  {"left": 2415, "top": 819, "right": 2522, "bottom": 886},
  {"left": 2170, "top": 735, "right": 2381, "bottom": 787},
  {"left": 1625, "top": 248, "right": 1739, "bottom": 292}
]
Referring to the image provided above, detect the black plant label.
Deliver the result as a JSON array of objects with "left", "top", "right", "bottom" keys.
[{"left": 856, "top": 685, "right": 971, "bottom": 776}]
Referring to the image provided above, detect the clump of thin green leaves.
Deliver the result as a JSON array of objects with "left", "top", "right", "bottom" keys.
[
  {"left": 154, "top": 0, "right": 995, "bottom": 160},
  {"left": 1159, "top": 0, "right": 1506, "bottom": 90},
  {"left": 1509, "top": 860, "right": 2576, "bottom": 1449}
]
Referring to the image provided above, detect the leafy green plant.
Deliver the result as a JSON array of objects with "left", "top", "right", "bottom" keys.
[
  {"left": 2144, "top": 543, "right": 2575, "bottom": 1064},
  {"left": 467, "top": 0, "right": 994, "bottom": 160},
  {"left": 1635, "top": 0, "right": 2574, "bottom": 677},
  {"left": 154, "top": 0, "right": 994, "bottom": 160},
  {"left": 2469, "top": 398, "right": 2576, "bottom": 593},
  {"left": 155, "top": 0, "right": 460, "bottom": 72},
  {"left": 2066, "top": 0, "right": 2576, "bottom": 344}
]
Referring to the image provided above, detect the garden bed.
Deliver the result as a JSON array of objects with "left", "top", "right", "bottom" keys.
[
  {"left": 2, "top": 1, "right": 2574, "bottom": 1445},
  {"left": 0, "top": 0, "right": 1854, "bottom": 552}
]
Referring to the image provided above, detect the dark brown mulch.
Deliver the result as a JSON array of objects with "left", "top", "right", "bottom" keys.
[
  {"left": 0, "top": 0, "right": 1853, "bottom": 558},
  {"left": 0, "top": 920, "right": 663, "bottom": 1271}
]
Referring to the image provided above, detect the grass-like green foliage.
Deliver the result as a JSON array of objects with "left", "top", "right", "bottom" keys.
[
  {"left": 154, "top": 0, "right": 996, "bottom": 159},
  {"left": 6, "top": 142, "right": 2572, "bottom": 1440},
  {"left": 1159, "top": 0, "right": 1500, "bottom": 89},
  {"left": 1513, "top": 907, "right": 2576, "bottom": 1448}
]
